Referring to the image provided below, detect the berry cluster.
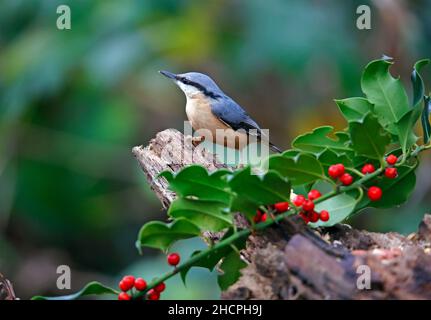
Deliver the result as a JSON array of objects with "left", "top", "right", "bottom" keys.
[
  {"left": 383, "top": 154, "right": 398, "bottom": 179},
  {"left": 327, "top": 154, "right": 399, "bottom": 203},
  {"left": 250, "top": 154, "right": 399, "bottom": 226},
  {"left": 253, "top": 210, "right": 268, "bottom": 223},
  {"left": 293, "top": 190, "right": 330, "bottom": 224},
  {"left": 253, "top": 199, "right": 293, "bottom": 224},
  {"left": 252, "top": 191, "right": 329, "bottom": 225},
  {"left": 118, "top": 252, "right": 181, "bottom": 300},
  {"left": 328, "top": 163, "right": 353, "bottom": 185},
  {"left": 118, "top": 275, "right": 150, "bottom": 300}
]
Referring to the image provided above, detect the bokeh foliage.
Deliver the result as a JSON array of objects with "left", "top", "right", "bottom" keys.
[{"left": 0, "top": 0, "right": 430, "bottom": 298}]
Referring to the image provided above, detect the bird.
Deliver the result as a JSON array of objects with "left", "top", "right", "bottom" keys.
[{"left": 159, "top": 70, "right": 282, "bottom": 153}]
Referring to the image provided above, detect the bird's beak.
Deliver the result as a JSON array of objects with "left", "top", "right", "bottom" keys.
[{"left": 159, "top": 70, "right": 177, "bottom": 80}]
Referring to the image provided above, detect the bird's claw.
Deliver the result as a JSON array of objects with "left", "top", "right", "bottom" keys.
[{"left": 192, "top": 136, "right": 205, "bottom": 147}]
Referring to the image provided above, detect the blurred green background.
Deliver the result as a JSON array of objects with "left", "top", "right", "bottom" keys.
[{"left": 0, "top": 0, "right": 430, "bottom": 299}]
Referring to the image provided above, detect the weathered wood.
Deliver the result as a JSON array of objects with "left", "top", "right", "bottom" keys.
[
  {"left": 132, "top": 129, "right": 226, "bottom": 208},
  {"left": 133, "top": 129, "right": 431, "bottom": 300},
  {"left": 0, "top": 273, "right": 16, "bottom": 300},
  {"left": 222, "top": 223, "right": 431, "bottom": 299}
]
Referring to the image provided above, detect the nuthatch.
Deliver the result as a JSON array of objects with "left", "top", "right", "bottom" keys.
[{"left": 159, "top": 70, "right": 281, "bottom": 153}]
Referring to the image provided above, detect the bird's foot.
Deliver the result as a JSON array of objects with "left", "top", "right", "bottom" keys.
[{"left": 192, "top": 136, "right": 205, "bottom": 147}]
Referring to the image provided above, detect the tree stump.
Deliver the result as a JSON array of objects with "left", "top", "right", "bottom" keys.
[{"left": 133, "top": 129, "right": 431, "bottom": 300}]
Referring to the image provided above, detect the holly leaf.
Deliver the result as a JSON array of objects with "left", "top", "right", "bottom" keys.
[
  {"left": 32, "top": 282, "right": 118, "bottom": 300},
  {"left": 217, "top": 251, "right": 247, "bottom": 290},
  {"left": 160, "top": 165, "right": 232, "bottom": 204},
  {"left": 266, "top": 152, "right": 325, "bottom": 186},
  {"left": 292, "top": 126, "right": 353, "bottom": 156},
  {"left": 179, "top": 250, "right": 216, "bottom": 285},
  {"left": 411, "top": 59, "right": 429, "bottom": 106},
  {"left": 361, "top": 59, "right": 410, "bottom": 132},
  {"left": 136, "top": 219, "right": 201, "bottom": 253},
  {"left": 229, "top": 167, "right": 291, "bottom": 220},
  {"left": 180, "top": 228, "right": 247, "bottom": 285},
  {"left": 396, "top": 103, "right": 422, "bottom": 155},
  {"left": 316, "top": 149, "right": 353, "bottom": 171},
  {"left": 412, "top": 60, "right": 431, "bottom": 144},
  {"left": 335, "top": 97, "right": 374, "bottom": 122},
  {"left": 349, "top": 113, "right": 391, "bottom": 159},
  {"left": 168, "top": 198, "right": 232, "bottom": 232},
  {"left": 309, "top": 193, "right": 357, "bottom": 227},
  {"left": 422, "top": 96, "right": 431, "bottom": 144},
  {"left": 352, "top": 155, "right": 369, "bottom": 168},
  {"left": 281, "top": 149, "right": 300, "bottom": 158},
  {"left": 394, "top": 59, "right": 430, "bottom": 153}
]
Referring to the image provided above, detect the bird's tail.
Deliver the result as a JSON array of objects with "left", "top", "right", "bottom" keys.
[{"left": 269, "top": 142, "right": 282, "bottom": 153}]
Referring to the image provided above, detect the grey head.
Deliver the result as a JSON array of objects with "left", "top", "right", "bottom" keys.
[{"left": 159, "top": 70, "right": 224, "bottom": 99}]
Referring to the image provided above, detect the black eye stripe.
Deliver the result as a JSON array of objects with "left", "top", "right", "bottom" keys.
[{"left": 179, "top": 77, "right": 221, "bottom": 99}]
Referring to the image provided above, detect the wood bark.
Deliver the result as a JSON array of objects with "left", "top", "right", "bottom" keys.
[
  {"left": 133, "top": 128, "right": 431, "bottom": 300},
  {"left": 0, "top": 273, "right": 16, "bottom": 300}
]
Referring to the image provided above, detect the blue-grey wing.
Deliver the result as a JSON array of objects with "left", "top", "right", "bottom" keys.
[
  {"left": 211, "top": 96, "right": 282, "bottom": 153},
  {"left": 210, "top": 97, "right": 262, "bottom": 136}
]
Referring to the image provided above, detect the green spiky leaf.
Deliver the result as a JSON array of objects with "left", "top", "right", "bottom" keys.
[
  {"left": 349, "top": 113, "right": 391, "bottom": 159},
  {"left": 396, "top": 103, "right": 422, "bottom": 155},
  {"left": 361, "top": 59, "right": 410, "bottom": 132},
  {"left": 136, "top": 219, "right": 201, "bottom": 253},
  {"left": 335, "top": 97, "right": 374, "bottom": 122},
  {"left": 229, "top": 167, "right": 291, "bottom": 220},
  {"left": 309, "top": 193, "right": 357, "bottom": 227},
  {"left": 168, "top": 198, "right": 232, "bottom": 232},
  {"left": 180, "top": 228, "right": 247, "bottom": 285},
  {"left": 422, "top": 96, "right": 431, "bottom": 144},
  {"left": 217, "top": 251, "right": 247, "bottom": 290},
  {"left": 32, "top": 282, "right": 118, "bottom": 300},
  {"left": 292, "top": 126, "right": 353, "bottom": 156},
  {"left": 266, "top": 152, "right": 326, "bottom": 186},
  {"left": 160, "top": 165, "right": 232, "bottom": 204},
  {"left": 411, "top": 59, "right": 429, "bottom": 106},
  {"left": 316, "top": 149, "right": 353, "bottom": 171}
]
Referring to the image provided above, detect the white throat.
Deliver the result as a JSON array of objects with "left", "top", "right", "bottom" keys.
[{"left": 176, "top": 81, "right": 201, "bottom": 99}]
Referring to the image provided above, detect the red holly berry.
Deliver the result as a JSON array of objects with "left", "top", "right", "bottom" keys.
[
  {"left": 328, "top": 165, "right": 339, "bottom": 178},
  {"left": 118, "top": 280, "right": 133, "bottom": 292},
  {"left": 336, "top": 164, "right": 345, "bottom": 174},
  {"left": 253, "top": 210, "right": 262, "bottom": 223},
  {"left": 361, "top": 164, "right": 375, "bottom": 174},
  {"left": 309, "top": 211, "right": 319, "bottom": 223},
  {"left": 328, "top": 164, "right": 345, "bottom": 178},
  {"left": 118, "top": 292, "right": 132, "bottom": 300},
  {"left": 368, "top": 186, "right": 382, "bottom": 201},
  {"left": 319, "top": 210, "right": 330, "bottom": 222},
  {"left": 147, "top": 289, "right": 160, "bottom": 300},
  {"left": 274, "top": 202, "right": 289, "bottom": 213},
  {"left": 386, "top": 154, "right": 398, "bottom": 165},
  {"left": 119, "top": 280, "right": 129, "bottom": 292},
  {"left": 384, "top": 167, "right": 398, "bottom": 179},
  {"left": 302, "top": 200, "right": 315, "bottom": 212},
  {"left": 339, "top": 173, "right": 353, "bottom": 186},
  {"left": 119, "top": 275, "right": 135, "bottom": 291},
  {"left": 293, "top": 195, "right": 306, "bottom": 206},
  {"left": 154, "top": 282, "right": 166, "bottom": 293},
  {"left": 260, "top": 213, "right": 268, "bottom": 222},
  {"left": 167, "top": 253, "right": 180, "bottom": 266},
  {"left": 134, "top": 278, "right": 147, "bottom": 291},
  {"left": 308, "top": 189, "right": 321, "bottom": 201}
]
